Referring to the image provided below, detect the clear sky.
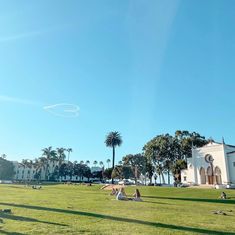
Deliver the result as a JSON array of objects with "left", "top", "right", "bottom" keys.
[{"left": 0, "top": 0, "right": 235, "bottom": 165}]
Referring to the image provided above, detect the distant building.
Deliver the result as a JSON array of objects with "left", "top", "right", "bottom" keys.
[
  {"left": 13, "top": 161, "right": 102, "bottom": 182},
  {"left": 13, "top": 161, "right": 59, "bottom": 181},
  {"left": 181, "top": 141, "right": 235, "bottom": 185}
]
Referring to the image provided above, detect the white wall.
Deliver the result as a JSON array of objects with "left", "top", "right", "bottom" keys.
[{"left": 227, "top": 153, "right": 235, "bottom": 184}]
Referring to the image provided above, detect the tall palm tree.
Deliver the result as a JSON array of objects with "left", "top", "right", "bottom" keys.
[
  {"left": 105, "top": 131, "right": 122, "bottom": 184},
  {"left": 93, "top": 160, "right": 98, "bottom": 167},
  {"left": 85, "top": 160, "right": 90, "bottom": 166},
  {"left": 56, "top": 148, "right": 66, "bottom": 167},
  {"left": 80, "top": 160, "right": 84, "bottom": 165},
  {"left": 106, "top": 159, "right": 111, "bottom": 168},
  {"left": 99, "top": 161, "right": 104, "bottom": 168},
  {"left": 33, "top": 158, "right": 43, "bottom": 181},
  {"left": 1, "top": 154, "right": 6, "bottom": 159},
  {"left": 42, "top": 146, "right": 57, "bottom": 180},
  {"left": 67, "top": 148, "right": 73, "bottom": 162}
]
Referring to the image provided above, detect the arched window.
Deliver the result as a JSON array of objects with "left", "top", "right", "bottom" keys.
[
  {"left": 214, "top": 166, "right": 221, "bottom": 175},
  {"left": 200, "top": 167, "right": 206, "bottom": 184},
  {"left": 214, "top": 166, "right": 222, "bottom": 184},
  {"left": 207, "top": 166, "right": 213, "bottom": 184}
]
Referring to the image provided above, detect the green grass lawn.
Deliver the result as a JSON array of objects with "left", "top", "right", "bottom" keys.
[{"left": 0, "top": 184, "right": 235, "bottom": 235}]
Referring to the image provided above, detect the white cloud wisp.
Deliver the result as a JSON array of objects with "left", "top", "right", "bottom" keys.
[{"left": 43, "top": 103, "right": 80, "bottom": 118}]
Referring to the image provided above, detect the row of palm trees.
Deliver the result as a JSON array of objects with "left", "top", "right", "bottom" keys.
[
  {"left": 20, "top": 146, "right": 110, "bottom": 180},
  {"left": 17, "top": 131, "right": 123, "bottom": 182}
]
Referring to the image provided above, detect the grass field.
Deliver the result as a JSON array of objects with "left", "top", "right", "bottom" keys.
[{"left": 0, "top": 184, "right": 235, "bottom": 235}]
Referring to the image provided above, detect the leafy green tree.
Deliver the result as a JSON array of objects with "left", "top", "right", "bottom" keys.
[
  {"left": 122, "top": 153, "right": 146, "bottom": 184},
  {"left": 171, "top": 159, "right": 187, "bottom": 183},
  {"left": 67, "top": 162, "right": 74, "bottom": 180},
  {"left": 59, "top": 163, "right": 68, "bottom": 180},
  {"left": 103, "top": 168, "right": 112, "bottom": 179},
  {"left": 0, "top": 157, "right": 14, "bottom": 180},
  {"left": 73, "top": 162, "right": 84, "bottom": 181},
  {"left": 105, "top": 131, "right": 122, "bottom": 184},
  {"left": 50, "top": 166, "right": 59, "bottom": 181},
  {"left": 175, "top": 130, "right": 209, "bottom": 159},
  {"left": 85, "top": 160, "right": 90, "bottom": 166},
  {"left": 83, "top": 166, "right": 92, "bottom": 182},
  {"left": 1, "top": 154, "right": 6, "bottom": 159},
  {"left": 111, "top": 165, "right": 123, "bottom": 179},
  {"left": 144, "top": 160, "right": 155, "bottom": 184},
  {"left": 111, "top": 165, "right": 134, "bottom": 180}
]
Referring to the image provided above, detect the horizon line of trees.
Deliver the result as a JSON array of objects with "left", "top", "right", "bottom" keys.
[{"left": 1, "top": 130, "right": 212, "bottom": 184}]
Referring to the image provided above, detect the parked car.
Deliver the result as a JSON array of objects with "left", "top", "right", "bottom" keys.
[
  {"left": 105, "top": 179, "right": 119, "bottom": 184},
  {"left": 118, "top": 179, "right": 133, "bottom": 185}
]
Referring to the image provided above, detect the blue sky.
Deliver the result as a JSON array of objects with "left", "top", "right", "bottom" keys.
[{"left": 0, "top": 0, "right": 235, "bottom": 165}]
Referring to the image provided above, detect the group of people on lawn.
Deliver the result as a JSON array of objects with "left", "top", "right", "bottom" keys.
[
  {"left": 110, "top": 187, "right": 227, "bottom": 201},
  {"left": 110, "top": 187, "right": 142, "bottom": 201}
]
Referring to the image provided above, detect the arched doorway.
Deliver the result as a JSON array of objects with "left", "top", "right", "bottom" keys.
[
  {"left": 200, "top": 167, "right": 206, "bottom": 184},
  {"left": 207, "top": 166, "right": 213, "bottom": 184},
  {"left": 214, "top": 166, "right": 222, "bottom": 185}
]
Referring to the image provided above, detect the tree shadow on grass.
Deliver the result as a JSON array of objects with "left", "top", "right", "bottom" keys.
[
  {"left": 0, "top": 212, "right": 67, "bottom": 227},
  {"left": 141, "top": 200, "right": 170, "bottom": 205},
  {"left": 0, "top": 202, "right": 234, "bottom": 235},
  {"left": 0, "top": 230, "right": 26, "bottom": 235},
  {"left": 142, "top": 196, "right": 235, "bottom": 204}
]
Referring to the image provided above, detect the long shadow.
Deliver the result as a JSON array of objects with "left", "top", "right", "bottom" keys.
[
  {"left": 142, "top": 196, "right": 235, "bottom": 204},
  {"left": 0, "top": 212, "right": 67, "bottom": 227},
  {"left": 0, "top": 202, "right": 234, "bottom": 234},
  {"left": 142, "top": 201, "right": 170, "bottom": 205},
  {"left": 7, "top": 186, "right": 28, "bottom": 190},
  {"left": 0, "top": 230, "right": 25, "bottom": 235}
]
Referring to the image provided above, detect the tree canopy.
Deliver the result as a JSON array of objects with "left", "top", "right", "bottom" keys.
[{"left": 0, "top": 157, "right": 14, "bottom": 180}]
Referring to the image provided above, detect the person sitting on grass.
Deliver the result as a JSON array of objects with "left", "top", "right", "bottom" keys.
[
  {"left": 132, "top": 189, "right": 142, "bottom": 202},
  {"left": 220, "top": 192, "right": 227, "bottom": 200},
  {"left": 116, "top": 188, "right": 128, "bottom": 201},
  {"left": 115, "top": 188, "right": 119, "bottom": 196},
  {"left": 110, "top": 188, "right": 116, "bottom": 195}
]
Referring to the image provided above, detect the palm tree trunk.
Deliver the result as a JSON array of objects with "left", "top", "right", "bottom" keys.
[
  {"left": 168, "top": 170, "right": 170, "bottom": 185},
  {"left": 112, "top": 146, "right": 115, "bottom": 184},
  {"left": 68, "top": 152, "right": 70, "bottom": 162}
]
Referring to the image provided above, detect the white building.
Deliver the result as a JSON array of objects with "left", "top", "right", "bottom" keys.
[
  {"left": 13, "top": 161, "right": 102, "bottom": 182},
  {"left": 181, "top": 141, "right": 235, "bottom": 186},
  {"left": 13, "top": 161, "right": 59, "bottom": 181}
]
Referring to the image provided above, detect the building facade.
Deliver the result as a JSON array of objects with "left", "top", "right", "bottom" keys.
[
  {"left": 181, "top": 141, "right": 235, "bottom": 185},
  {"left": 13, "top": 161, "right": 102, "bottom": 182}
]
